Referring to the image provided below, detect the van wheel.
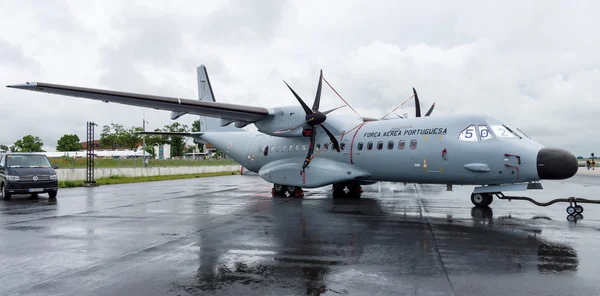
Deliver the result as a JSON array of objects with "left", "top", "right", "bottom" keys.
[
  {"left": 2, "top": 184, "right": 11, "bottom": 200},
  {"left": 48, "top": 191, "right": 57, "bottom": 199}
]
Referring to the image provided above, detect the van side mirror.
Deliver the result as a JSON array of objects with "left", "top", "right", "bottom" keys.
[{"left": 53, "top": 164, "right": 59, "bottom": 169}]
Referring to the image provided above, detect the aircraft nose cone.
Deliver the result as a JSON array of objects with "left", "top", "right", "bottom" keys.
[{"left": 536, "top": 148, "right": 578, "bottom": 180}]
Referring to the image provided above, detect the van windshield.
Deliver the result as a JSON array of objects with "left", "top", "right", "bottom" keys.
[{"left": 6, "top": 155, "right": 52, "bottom": 168}]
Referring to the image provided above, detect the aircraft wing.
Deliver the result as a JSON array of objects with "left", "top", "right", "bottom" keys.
[{"left": 6, "top": 82, "right": 270, "bottom": 123}]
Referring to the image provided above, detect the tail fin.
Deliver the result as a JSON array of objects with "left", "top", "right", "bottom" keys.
[{"left": 197, "top": 65, "right": 244, "bottom": 132}]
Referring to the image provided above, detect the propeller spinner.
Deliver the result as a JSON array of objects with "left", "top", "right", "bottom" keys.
[{"left": 283, "top": 70, "right": 341, "bottom": 172}]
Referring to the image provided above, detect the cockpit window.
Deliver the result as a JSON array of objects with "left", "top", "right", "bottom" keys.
[
  {"left": 491, "top": 125, "right": 518, "bottom": 138},
  {"left": 458, "top": 125, "right": 478, "bottom": 142},
  {"left": 478, "top": 125, "right": 493, "bottom": 140}
]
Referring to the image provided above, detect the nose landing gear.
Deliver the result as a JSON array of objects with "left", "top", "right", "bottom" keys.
[{"left": 566, "top": 201, "right": 584, "bottom": 222}]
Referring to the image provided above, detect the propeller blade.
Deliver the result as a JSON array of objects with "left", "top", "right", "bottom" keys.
[
  {"left": 322, "top": 105, "right": 346, "bottom": 115},
  {"left": 284, "top": 80, "right": 312, "bottom": 114},
  {"left": 273, "top": 120, "right": 309, "bottom": 134},
  {"left": 302, "top": 127, "right": 317, "bottom": 170},
  {"left": 320, "top": 124, "right": 341, "bottom": 152},
  {"left": 312, "top": 70, "right": 323, "bottom": 112},
  {"left": 413, "top": 87, "right": 421, "bottom": 117},
  {"left": 425, "top": 103, "right": 435, "bottom": 117}
]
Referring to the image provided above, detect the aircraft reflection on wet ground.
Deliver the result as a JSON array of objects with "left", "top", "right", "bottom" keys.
[
  {"left": 172, "top": 183, "right": 585, "bottom": 295},
  {"left": 0, "top": 175, "right": 598, "bottom": 296}
]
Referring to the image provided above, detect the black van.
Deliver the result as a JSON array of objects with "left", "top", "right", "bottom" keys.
[{"left": 0, "top": 153, "right": 59, "bottom": 200}]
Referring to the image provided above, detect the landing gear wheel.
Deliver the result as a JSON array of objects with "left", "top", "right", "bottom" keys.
[
  {"left": 471, "top": 193, "right": 492, "bottom": 207},
  {"left": 2, "top": 184, "right": 10, "bottom": 201},
  {"left": 575, "top": 213, "right": 584, "bottom": 220},
  {"left": 286, "top": 185, "right": 297, "bottom": 194},
  {"left": 566, "top": 206, "right": 576, "bottom": 215},
  {"left": 286, "top": 186, "right": 304, "bottom": 197},
  {"left": 567, "top": 215, "right": 575, "bottom": 222},
  {"left": 272, "top": 184, "right": 287, "bottom": 196},
  {"left": 575, "top": 205, "right": 584, "bottom": 214}
]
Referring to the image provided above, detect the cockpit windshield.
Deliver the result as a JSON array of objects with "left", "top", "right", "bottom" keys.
[
  {"left": 490, "top": 125, "right": 521, "bottom": 138},
  {"left": 458, "top": 122, "right": 531, "bottom": 142}
]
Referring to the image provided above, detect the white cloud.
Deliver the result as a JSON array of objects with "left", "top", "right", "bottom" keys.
[{"left": 0, "top": 0, "right": 598, "bottom": 157}]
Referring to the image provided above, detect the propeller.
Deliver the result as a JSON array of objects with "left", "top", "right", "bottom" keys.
[
  {"left": 412, "top": 87, "right": 435, "bottom": 117},
  {"left": 283, "top": 70, "right": 341, "bottom": 171}
]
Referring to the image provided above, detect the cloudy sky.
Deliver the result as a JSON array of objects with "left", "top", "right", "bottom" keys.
[{"left": 0, "top": 0, "right": 598, "bottom": 157}]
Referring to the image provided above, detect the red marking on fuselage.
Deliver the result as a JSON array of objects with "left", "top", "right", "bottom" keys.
[{"left": 349, "top": 123, "right": 366, "bottom": 165}]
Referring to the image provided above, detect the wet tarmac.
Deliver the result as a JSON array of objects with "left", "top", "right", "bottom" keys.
[{"left": 1, "top": 171, "right": 600, "bottom": 296}]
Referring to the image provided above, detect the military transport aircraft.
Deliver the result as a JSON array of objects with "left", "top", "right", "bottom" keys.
[{"left": 6, "top": 67, "right": 579, "bottom": 208}]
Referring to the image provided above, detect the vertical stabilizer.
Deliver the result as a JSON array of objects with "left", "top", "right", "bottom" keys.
[{"left": 197, "top": 65, "right": 243, "bottom": 132}]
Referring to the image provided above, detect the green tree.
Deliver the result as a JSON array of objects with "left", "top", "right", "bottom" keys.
[
  {"left": 162, "top": 122, "right": 189, "bottom": 157},
  {"left": 56, "top": 134, "right": 83, "bottom": 151},
  {"left": 100, "top": 123, "right": 124, "bottom": 149},
  {"left": 118, "top": 126, "right": 142, "bottom": 150},
  {"left": 0, "top": 145, "right": 8, "bottom": 151},
  {"left": 191, "top": 119, "right": 205, "bottom": 152},
  {"left": 100, "top": 123, "right": 143, "bottom": 150},
  {"left": 192, "top": 120, "right": 201, "bottom": 132},
  {"left": 11, "top": 135, "right": 45, "bottom": 152}
]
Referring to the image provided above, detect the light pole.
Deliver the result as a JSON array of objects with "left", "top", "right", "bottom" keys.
[{"left": 143, "top": 118, "right": 149, "bottom": 167}]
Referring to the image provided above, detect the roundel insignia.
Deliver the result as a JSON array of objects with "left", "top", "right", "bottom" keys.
[
  {"left": 33, "top": 176, "right": 38, "bottom": 181},
  {"left": 227, "top": 142, "right": 232, "bottom": 149}
]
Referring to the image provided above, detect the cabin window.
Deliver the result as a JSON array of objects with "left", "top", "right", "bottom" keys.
[
  {"left": 398, "top": 140, "right": 405, "bottom": 150},
  {"left": 289, "top": 145, "right": 293, "bottom": 152},
  {"left": 387, "top": 140, "right": 394, "bottom": 150},
  {"left": 323, "top": 143, "right": 329, "bottom": 151},
  {"left": 259, "top": 146, "right": 263, "bottom": 153},
  {"left": 458, "top": 125, "right": 478, "bottom": 142},
  {"left": 367, "top": 141, "right": 373, "bottom": 150},
  {"left": 263, "top": 145, "right": 269, "bottom": 156},
  {"left": 410, "top": 139, "right": 417, "bottom": 149},
  {"left": 478, "top": 125, "right": 494, "bottom": 140},
  {"left": 316, "top": 143, "right": 321, "bottom": 151},
  {"left": 276, "top": 145, "right": 280, "bottom": 152},
  {"left": 295, "top": 144, "right": 299, "bottom": 152},
  {"left": 282, "top": 145, "right": 287, "bottom": 152},
  {"left": 270, "top": 146, "right": 275, "bottom": 152},
  {"left": 302, "top": 145, "right": 306, "bottom": 151},
  {"left": 340, "top": 143, "right": 346, "bottom": 150},
  {"left": 357, "top": 142, "right": 363, "bottom": 150},
  {"left": 377, "top": 141, "right": 383, "bottom": 150}
]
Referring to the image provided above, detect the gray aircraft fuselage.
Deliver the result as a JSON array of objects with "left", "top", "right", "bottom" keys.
[{"left": 200, "top": 113, "right": 576, "bottom": 188}]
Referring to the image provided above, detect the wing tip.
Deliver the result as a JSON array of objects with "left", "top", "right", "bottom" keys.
[{"left": 6, "top": 82, "right": 37, "bottom": 89}]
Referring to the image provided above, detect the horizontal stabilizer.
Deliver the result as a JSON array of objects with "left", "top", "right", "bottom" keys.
[{"left": 135, "top": 131, "right": 203, "bottom": 137}]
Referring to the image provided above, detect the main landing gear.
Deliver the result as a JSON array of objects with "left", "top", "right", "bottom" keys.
[
  {"left": 473, "top": 191, "right": 600, "bottom": 222},
  {"left": 272, "top": 183, "right": 305, "bottom": 197},
  {"left": 332, "top": 182, "right": 363, "bottom": 198}
]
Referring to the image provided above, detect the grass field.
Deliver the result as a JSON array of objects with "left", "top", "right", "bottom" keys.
[
  {"left": 58, "top": 171, "right": 239, "bottom": 188},
  {"left": 51, "top": 157, "right": 238, "bottom": 169}
]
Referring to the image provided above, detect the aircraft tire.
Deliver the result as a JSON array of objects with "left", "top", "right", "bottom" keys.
[
  {"left": 286, "top": 186, "right": 298, "bottom": 195},
  {"left": 273, "top": 184, "right": 287, "bottom": 196},
  {"left": 471, "top": 193, "right": 490, "bottom": 207}
]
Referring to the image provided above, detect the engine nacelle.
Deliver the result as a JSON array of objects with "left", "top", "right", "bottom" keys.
[{"left": 254, "top": 106, "right": 307, "bottom": 137}]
